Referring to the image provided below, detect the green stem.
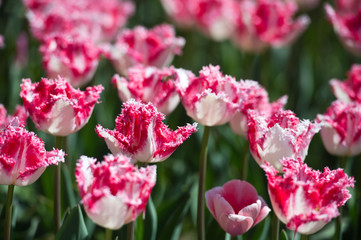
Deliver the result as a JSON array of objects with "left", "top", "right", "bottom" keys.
[
  {"left": 4, "top": 185, "right": 15, "bottom": 240},
  {"left": 240, "top": 141, "right": 249, "bottom": 180},
  {"left": 272, "top": 212, "right": 280, "bottom": 240},
  {"left": 54, "top": 136, "right": 66, "bottom": 233},
  {"left": 197, "top": 126, "right": 211, "bottom": 240},
  {"left": 300, "top": 234, "right": 308, "bottom": 240},
  {"left": 127, "top": 221, "right": 135, "bottom": 240},
  {"left": 105, "top": 228, "right": 112, "bottom": 240}
]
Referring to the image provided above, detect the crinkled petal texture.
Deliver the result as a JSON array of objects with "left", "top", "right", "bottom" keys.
[
  {"left": 96, "top": 99, "right": 197, "bottom": 163},
  {"left": 325, "top": 3, "right": 361, "bottom": 56},
  {"left": 112, "top": 65, "right": 193, "bottom": 115},
  {"left": 0, "top": 122, "right": 65, "bottom": 186},
  {"left": 76, "top": 154, "right": 156, "bottom": 230},
  {"left": 264, "top": 158, "right": 354, "bottom": 235},
  {"left": 317, "top": 100, "right": 361, "bottom": 156},
  {"left": 20, "top": 77, "right": 103, "bottom": 136},
  {"left": 205, "top": 180, "right": 270, "bottom": 236},
  {"left": 230, "top": 80, "right": 287, "bottom": 136},
  {"left": 0, "top": 104, "right": 27, "bottom": 130},
  {"left": 39, "top": 34, "right": 101, "bottom": 88},
  {"left": 248, "top": 109, "right": 321, "bottom": 171},
  {"left": 110, "top": 24, "right": 185, "bottom": 75},
  {"left": 330, "top": 64, "right": 361, "bottom": 103},
  {"left": 24, "top": 0, "right": 134, "bottom": 43},
  {"left": 179, "top": 65, "right": 239, "bottom": 126},
  {"left": 231, "top": 0, "right": 309, "bottom": 53}
]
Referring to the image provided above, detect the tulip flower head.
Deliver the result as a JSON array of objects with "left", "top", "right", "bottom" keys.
[
  {"left": 330, "top": 64, "right": 361, "bottom": 103},
  {"left": 230, "top": 80, "right": 287, "bottom": 137},
  {"left": 96, "top": 99, "right": 197, "bottom": 163},
  {"left": 248, "top": 109, "right": 321, "bottom": 171},
  {"left": 160, "top": 0, "right": 196, "bottom": 28},
  {"left": 317, "top": 100, "right": 361, "bottom": 156},
  {"left": 20, "top": 77, "right": 103, "bottom": 136},
  {"left": 76, "top": 154, "right": 156, "bottom": 230},
  {"left": 178, "top": 65, "right": 240, "bottom": 126},
  {"left": 231, "top": 0, "right": 310, "bottom": 52},
  {"left": 110, "top": 24, "right": 185, "bottom": 75},
  {"left": 325, "top": 1, "right": 361, "bottom": 56},
  {"left": 191, "top": 0, "right": 239, "bottom": 41},
  {"left": 39, "top": 34, "right": 101, "bottom": 88},
  {"left": 0, "top": 104, "right": 27, "bottom": 129},
  {"left": 264, "top": 157, "right": 354, "bottom": 235},
  {"left": 0, "top": 120, "right": 65, "bottom": 186},
  {"left": 112, "top": 65, "right": 193, "bottom": 115},
  {"left": 205, "top": 179, "right": 271, "bottom": 236},
  {"left": 24, "top": 0, "right": 134, "bottom": 43}
]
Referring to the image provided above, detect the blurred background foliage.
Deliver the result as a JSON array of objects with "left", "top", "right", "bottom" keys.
[{"left": 0, "top": 0, "right": 361, "bottom": 239}]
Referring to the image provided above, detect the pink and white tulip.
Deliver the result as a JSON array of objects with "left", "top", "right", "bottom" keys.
[
  {"left": 191, "top": 0, "right": 239, "bottom": 41},
  {"left": 317, "top": 100, "right": 361, "bottom": 156},
  {"left": 160, "top": 0, "right": 196, "bottom": 28},
  {"left": 76, "top": 154, "right": 156, "bottom": 229},
  {"left": 230, "top": 80, "right": 287, "bottom": 137},
  {"left": 330, "top": 64, "right": 361, "bottom": 103},
  {"left": 178, "top": 65, "right": 240, "bottom": 126},
  {"left": 112, "top": 65, "right": 193, "bottom": 115},
  {"left": 96, "top": 99, "right": 197, "bottom": 163},
  {"left": 205, "top": 179, "right": 270, "bottom": 236},
  {"left": 0, "top": 104, "right": 27, "bottom": 129},
  {"left": 24, "top": 0, "right": 134, "bottom": 43},
  {"left": 248, "top": 109, "right": 321, "bottom": 171},
  {"left": 109, "top": 24, "right": 185, "bottom": 76},
  {"left": 0, "top": 120, "right": 65, "bottom": 186},
  {"left": 231, "top": 0, "right": 310, "bottom": 52},
  {"left": 20, "top": 77, "right": 103, "bottom": 136},
  {"left": 325, "top": 2, "right": 361, "bottom": 56},
  {"left": 264, "top": 157, "right": 354, "bottom": 235},
  {"left": 39, "top": 34, "right": 101, "bottom": 87}
]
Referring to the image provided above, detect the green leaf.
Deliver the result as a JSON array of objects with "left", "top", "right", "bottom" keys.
[
  {"left": 144, "top": 195, "right": 157, "bottom": 240},
  {"left": 157, "top": 191, "right": 190, "bottom": 240},
  {"left": 55, "top": 205, "right": 88, "bottom": 240},
  {"left": 280, "top": 229, "right": 289, "bottom": 240},
  {"left": 62, "top": 164, "right": 77, "bottom": 208}
]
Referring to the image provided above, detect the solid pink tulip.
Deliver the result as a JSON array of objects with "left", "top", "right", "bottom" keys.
[{"left": 206, "top": 180, "right": 270, "bottom": 236}]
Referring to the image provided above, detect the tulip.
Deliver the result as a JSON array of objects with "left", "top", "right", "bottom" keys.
[
  {"left": 317, "top": 100, "right": 361, "bottom": 156},
  {"left": 20, "top": 77, "right": 103, "bottom": 136},
  {"left": 0, "top": 104, "right": 27, "bottom": 129},
  {"left": 230, "top": 80, "right": 287, "bottom": 137},
  {"left": 205, "top": 179, "right": 270, "bottom": 236},
  {"left": 191, "top": 0, "right": 239, "bottom": 41},
  {"left": 325, "top": 2, "right": 361, "bottom": 56},
  {"left": 76, "top": 154, "right": 156, "bottom": 230},
  {"left": 112, "top": 65, "right": 193, "bottom": 115},
  {"left": 109, "top": 24, "right": 185, "bottom": 75},
  {"left": 24, "top": 0, "right": 134, "bottom": 43},
  {"left": 231, "top": 0, "right": 310, "bottom": 52},
  {"left": 178, "top": 65, "right": 240, "bottom": 126},
  {"left": 248, "top": 109, "right": 321, "bottom": 171},
  {"left": 264, "top": 157, "right": 354, "bottom": 235},
  {"left": 39, "top": 34, "right": 101, "bottom": 88},
  {"left": 96, "top": 99, "right": 197, "bottom": 163},
  {"left": 160, "top": 0, "right": 195, "bottom": 28},
  {"left": 330, "top": 64, "right": 361, "bottom": 103},
  {"left": 0, "top": 120, "right": 65, "bottom": 186}
]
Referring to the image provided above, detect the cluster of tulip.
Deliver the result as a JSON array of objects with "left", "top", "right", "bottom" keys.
[{"left": 0, "top": 0, "right": 361, "bottom": 240}]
